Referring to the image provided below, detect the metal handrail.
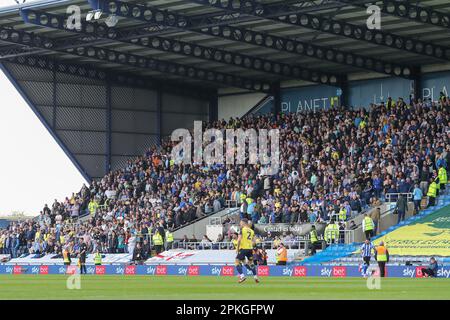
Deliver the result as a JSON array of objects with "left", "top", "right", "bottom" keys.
[
  {"left": 385, "top": 192, "right": 413, "bottom": 203},
  {"left": 171, "top": 240, "right": 308, "bottom": 250},
  {"left": 225, "top": 199, "right": 238, "bottom": 208},
  {"left": 170, "top": 206, "right": 226, "bottom": 232},
  {"left": 208, "top": 208, "right": 239, "bottom": 225},
  {"left": 324, "top": 229, "right": 355, "bottom": 244}
]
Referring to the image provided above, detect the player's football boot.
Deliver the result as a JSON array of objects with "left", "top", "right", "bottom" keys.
[{"left": 238, "top": 277, "right": 247, "bottom": 283}]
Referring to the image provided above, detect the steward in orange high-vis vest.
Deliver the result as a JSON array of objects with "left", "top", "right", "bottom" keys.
[
  {"left": 276, "top": 243, "right": 288, "bottom": 266},
  {"left": 375, "top": 241, "right": 389, "bottom": 277}
]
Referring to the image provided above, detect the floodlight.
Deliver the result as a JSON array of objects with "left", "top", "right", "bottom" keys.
[
  {"left": 86, "top": 11, "right": 94, "bottom": 21},
  {"left": 94, "top": 10, "right": 103, "bottom": 20},
  {"left": 105, "top": 14, "right": 118, "bottom": 27}
]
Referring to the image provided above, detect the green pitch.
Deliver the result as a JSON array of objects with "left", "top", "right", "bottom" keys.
[{"left": 0, "top": 275, "right": 449, "bottom": 300}]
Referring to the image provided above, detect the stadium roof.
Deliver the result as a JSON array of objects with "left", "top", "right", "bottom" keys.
[{"left": 2, "top": 0, "right": 450, "bottom": 94}]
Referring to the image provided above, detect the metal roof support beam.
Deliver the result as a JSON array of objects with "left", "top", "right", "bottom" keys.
[
  {"left": 156, "top": 84, "right": 162, "bottom": 146},
  {"left": 52, "top": 61, "right": 57, "bottom": 130},
  {"left": 86, "top": 0, "right": 416, "bottom": 79},
  {"left": 1, "top": 24, "right": 269, "bottom": 93},
  {"left": 105, "top": 77, "right": 112, "bottom": 174},
  {"left": 209, "top": 91, "right": 218, "bottom": 123},
  {"left": 81, "top": 2, "right": 346, "bottom": 85},
  {"left": 272, "top": 82, "right": 281, "bottom": 115},
  {"left": 340, "top": 77, "right": 349, "bottom": 108},
  {"left": 19, "top": 9, "right": 342, "bottom": 85},
  {"left": 1, "top": 53, "right": 214, "bottom": 100},
  {"left": 184, "top": 0, "right": 450, "bottom": 63},
  {"left": 412, "top": 73, "right": 422, "bottom": 103},
  {"left": 337, "top": 0, "right": 450, "bottom": 30}
]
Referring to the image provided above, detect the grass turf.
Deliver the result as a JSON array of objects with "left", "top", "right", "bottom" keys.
[{"left": 0, "top": 275, "right": 449, "bottom": 300}]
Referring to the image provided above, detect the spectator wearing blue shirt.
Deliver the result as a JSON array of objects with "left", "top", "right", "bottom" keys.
[
  {"left": 412, "top": 184, "right": 423, "bottom": 214},
  {"left": 398, "top": 178, "right": 412, "bottom": 194},
  {"left": 309, "top": 211, "right": 318, "bottom": 224},
  {"left": 247, "top": 201, "right": 257, "bottom": 223},
  {"left": 436, "top": 157, "right": 447, "bottom": 171},
  {"left": 372, "top": 175, "right": 382, "bottom": 199},
  {"left": 386, "top": 184, "right": 398, "bottom": 202}
]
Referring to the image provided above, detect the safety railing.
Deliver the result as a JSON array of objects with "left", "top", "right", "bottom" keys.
[
  {"left": 208, "top": 208, "right": 239, "bottom": 225},
  {"left": 225, "top": 199, "right": 239, "bottom": 208},
  {"left": 171, "top": 240, "right": 309, "bottom": 250},
  {"left": 385, "top": 192, "right": 413, "bottom": 203},
  {"left": 324, "top": 229, "right": 355, "bottom": 245}
]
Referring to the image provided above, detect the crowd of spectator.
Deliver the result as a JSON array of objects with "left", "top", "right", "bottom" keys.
[{"left": 0, "top": 94, "right": 448, "bottom": 258}]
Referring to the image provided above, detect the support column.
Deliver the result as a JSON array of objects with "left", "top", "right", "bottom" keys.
[
  {"left": 339, "top": 76, "right": 349, "bottom": 109},
  {"left": 52, "top": 63, "right": 57, "bottom": 129},
  {"left": 272, "top": 82, "right": 281, "bottom": 115},
  {"left": 156, "top": 85, "right": 162, "bottom": 146},
  {"left": 208, "top": 91, "right": 218, "bottom": 123},
  {"left": 412, "top": 73, "right": 422, "bottom": 103},
  {"left": 105, "top": 79, "right": 112, "bottom": 174}
]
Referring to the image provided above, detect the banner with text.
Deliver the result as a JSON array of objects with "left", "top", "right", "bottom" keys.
[{"left": 373, "top": 206, "right": 450, "bottom": 256}]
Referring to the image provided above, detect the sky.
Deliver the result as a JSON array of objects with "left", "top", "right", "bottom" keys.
[
  {"left": 0, "top": 69, "right": 87, "bottom": 217},
  {"left": 0, "top": 1, "right": 86, "bottom": 217},
  {"left": 0, "top": 0, "right": 42, "bottom": 8}
]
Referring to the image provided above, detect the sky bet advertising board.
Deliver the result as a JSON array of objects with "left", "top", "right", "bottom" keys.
[{"left": 1, "top": 264, "right": 449, "bottom": 278}]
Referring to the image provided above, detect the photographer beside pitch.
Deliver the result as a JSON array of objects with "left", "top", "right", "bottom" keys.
[{"left": 421, "top": 257, "right": 438, "bottom": 278}]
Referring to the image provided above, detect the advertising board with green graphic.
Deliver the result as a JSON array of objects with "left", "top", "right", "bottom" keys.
[{"left": 373, "top": 206, "right": 450, "bottom": 256}]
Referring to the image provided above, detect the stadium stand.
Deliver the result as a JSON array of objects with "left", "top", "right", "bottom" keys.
[
  {"left": 301, "top": 186, "right": 450, "bottom": 266},
  {"left": 0, "top": 93, "right": 448, "bottom": 267}
]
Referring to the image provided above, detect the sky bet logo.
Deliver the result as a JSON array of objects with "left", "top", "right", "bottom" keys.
[
  {"left": 188, "top": 266, "right": 200, "bottom": 276},
  {"left": 115, "top": 266, "right": 124, "bottom": 274},
  {"left": 66, "top": 266, "right": 77, "bottom": 275},
  {"left": 146, "top": 266, "right": 156, "bottom": 275},
  {"left": 31, "top": 266, "right": 40, "bottom": 274},
  {"left": 293, "top": 266, "right": 307, "bottom": 277},
  {"left": 177, "top": 266, "right": 187, "bottom": 276},
  {"left": 95, "top": 265, "right": 105, "bottom": 275},
  {"left": 221, "top": 266, "right": 234, "bottom": 276},
  {"left": 156, "top": 266, "right": 167, "bottom": 275},
  {"left": 13, "top": 265, "right": 22, "bottom": 274},
  {"left": 438, "top": 268, "right": 450, "bottom": 278},
  {"left": 402, "top": 267, "right": 416, "bottom": 278},
  {"left": 320, "top": 267, "right": 332, "bottom": 277},
  {"left": 40, "top": 266, "right": 49, "bottom": 275},
  {"left": 282, "top": 267, "right": 293, "bottom": 276},
  {"left": 332, "top": 266, "right": 347, "bottom": 277},
  {"left": 209, "top": 266, "right": 234, "bottom": 276},
  {"left": 283, "top": 266, "right": 310, "bottom": 277},
  {"left": 211, "top": 267, "right": 221, "bottom": 276},
  {"left": 124, "top": 265, "right": 136, "bottom": 275},
  {"left": 146, "top": 265, "right": 168, "bottom": 275},
  {"left": 257, "top": 266, "right": 270, "bottom": 277}
]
